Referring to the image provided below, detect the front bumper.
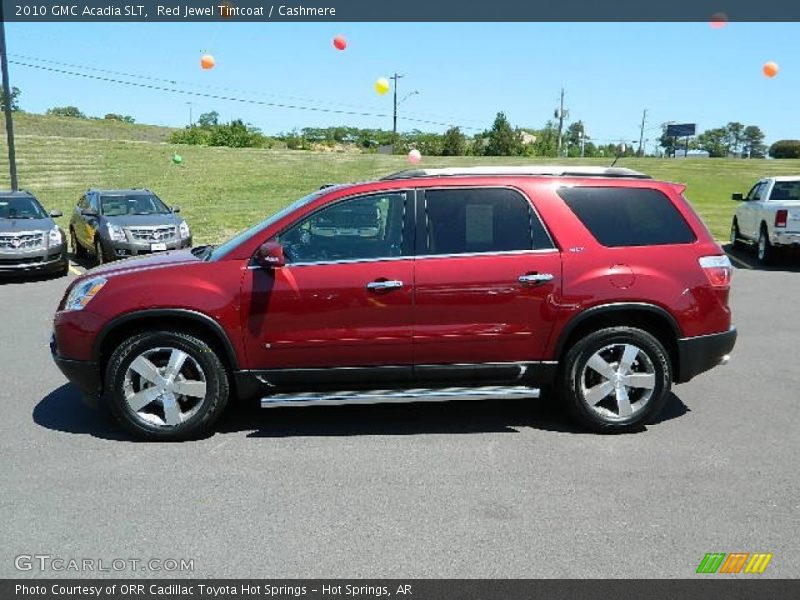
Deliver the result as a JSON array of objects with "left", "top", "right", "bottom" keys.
[
  {"left": 0, "top": 244, "right": 67, "bottom": 274},
  {"left": 676, "top": 326, "right": 737, "bottom": 384},
  {"left": 50, "top": 332, "right": 101, "bottom": 404},
  {"left": 101, "top": 236, "right": 192, "bottom": 260}
]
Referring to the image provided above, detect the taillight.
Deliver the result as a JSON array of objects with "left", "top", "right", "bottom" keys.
[
  {"left": 699, "top": 255, "right": 732, "bottom": 287},
  {"left": 775, "top": 210, "right": 788, "bottom": 228}
]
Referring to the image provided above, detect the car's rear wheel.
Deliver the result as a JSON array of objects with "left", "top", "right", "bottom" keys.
[
  {"left": 105, "top": 331, "right": 230, "bottom": 441},
  {"left": 560, "top": 327, "right": 672, "bottom": 433},
  {"left": 757, "top": 225, "right": 774, "bottom": 265},
  {"left": 70, "top": 228, "right": 86, "bottom": 259},
  {"left": 730, "top": 218, "right": 743, "bottom": 250}
]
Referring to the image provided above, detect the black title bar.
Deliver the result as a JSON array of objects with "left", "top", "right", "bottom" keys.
[{"left": 2, "top": 0, "right": 800, "bottom": 22}]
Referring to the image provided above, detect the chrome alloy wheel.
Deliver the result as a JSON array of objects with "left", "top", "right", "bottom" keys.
[
  {"left": 122, "top": 347, "right": 207, "bottom": 427},
  {"left": 580, "top": 343, "right": 656, "bottom": 421}
]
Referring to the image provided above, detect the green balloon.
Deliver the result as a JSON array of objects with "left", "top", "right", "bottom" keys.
[{"left": 172, "top": 154, "right": 183, "bottom": 165}]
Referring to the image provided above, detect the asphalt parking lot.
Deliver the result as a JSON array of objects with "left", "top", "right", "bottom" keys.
[{"left": 1, "top": 246, "right": 798, "bottom": 579}]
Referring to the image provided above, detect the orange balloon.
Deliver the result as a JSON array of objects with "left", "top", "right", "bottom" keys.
[
  {"left": 762, "top": 61, "right": 779, "bottom": 78},
  {"left": 200, "top": 54, "right": 216, "bottom": 70}
]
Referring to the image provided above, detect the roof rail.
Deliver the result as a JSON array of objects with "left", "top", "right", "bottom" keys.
[{"left": 380, "top": 165, "right": 651, "bottom": 181}]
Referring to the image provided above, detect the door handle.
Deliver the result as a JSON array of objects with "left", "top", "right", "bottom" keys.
[
  {"left": 367, "top": 280, "right": 404, "bottom": 291},
  {"left": 518, "top": 273, "right": 554, "bottom": 286}
]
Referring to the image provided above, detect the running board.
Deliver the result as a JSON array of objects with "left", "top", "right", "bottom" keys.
[{"left": 260, "top": 385, "right": 539, "bottom": 408}]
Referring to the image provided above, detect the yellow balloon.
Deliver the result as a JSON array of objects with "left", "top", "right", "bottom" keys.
[{"left": 374, "top": 77, "right": 390, "bottom": 96}]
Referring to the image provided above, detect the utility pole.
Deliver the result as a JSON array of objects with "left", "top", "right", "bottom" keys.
[
  {"left": 391, "top": 73, "right": 404, "bottom": 139},
  {"left": 0, "top": 4, "right": 19, "bottom": 191},
  {"left": 555, "top": 88, "right": 567, "bottom": 157},
  {"left": 637, "top": 109, "right": 647, "bottom": 157},
  {"left": 579, "top": 128, "right": 586, "bottom": 158}
]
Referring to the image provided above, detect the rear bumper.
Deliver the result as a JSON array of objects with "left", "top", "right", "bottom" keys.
[
  {"left": 676, "top": 326, "right": 737, "bottom": 384},
  {"left": 50, "top": 333, "right": 101, "bottom": 403},
  {"left": 771, "top": 231, "right": 800, "bottom": 247}
]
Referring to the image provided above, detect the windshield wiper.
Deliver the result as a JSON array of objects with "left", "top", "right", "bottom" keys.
[{"left": 191, "top": 244, "right": 216, "bottom": 261}]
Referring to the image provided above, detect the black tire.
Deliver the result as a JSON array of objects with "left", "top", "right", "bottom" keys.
[
  {"left": 70, "top": 228, "right": 86, "bottom": 259},
  {"left": 104, "top": 331, "right": 230, "bottom": 441},
  {"left": 94, "top": 238, "right": 106, "bottom": 265},
  {"left": 730, "top": 218, "right": 743, "bottom": 250},
  {"left": 559, "top": 327, "right": 672, "bottom": 433},
  {"left": 757, "top": 225, "right": 774, "bottom": 266}
]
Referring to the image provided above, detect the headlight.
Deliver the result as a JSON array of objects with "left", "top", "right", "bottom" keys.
[
  {"left": 179, "top": 221, "right": 191, "bottom": 240},
  {"left": 48, "top": 227, "right": 63, "bottom": 247},
  {"left": 106, "top": 223, "right": 126, "bottom": 242},
  {"left": 64, "top": 277, "right": 107, "bottom": 311}
]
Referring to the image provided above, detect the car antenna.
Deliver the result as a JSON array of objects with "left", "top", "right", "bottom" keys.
[{"left": 610, "top": 143, "right": 627, "bottom": 168}]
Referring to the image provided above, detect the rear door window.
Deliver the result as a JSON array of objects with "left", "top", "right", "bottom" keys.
[
  {"left": 422, "top": 188, "right": 553, "bottom": 255},
  {"left": 558, "top": 187, "right": 696, "bottom": 247}
]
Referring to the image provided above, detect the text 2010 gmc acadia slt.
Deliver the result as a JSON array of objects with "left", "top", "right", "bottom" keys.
[{"left": 51, "top": 166, "right": 737, "bottom": 441}]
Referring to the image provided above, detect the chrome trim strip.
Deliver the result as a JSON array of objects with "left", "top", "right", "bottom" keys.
[
  {"left": 283, "top": 248, "right": 559, "bottom": 268},
  {"left": 261, "top": 385, "right": 539, "bottom": 408}
]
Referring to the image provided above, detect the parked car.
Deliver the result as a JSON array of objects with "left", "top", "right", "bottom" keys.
[
  {"left": 730, "top": 177, "right": 800, "bottom": 264},
  {"left": 51, "top": 166, "right": 736, "bottom": 441},
  {"left": 0, "top": 190, "right": 68, "bottom": 277},
  {"left": 69, "top": 189, "right": 192, "bottom": 264}
]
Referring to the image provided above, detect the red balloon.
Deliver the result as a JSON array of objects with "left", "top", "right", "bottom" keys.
[
  {"left": 333, "top": 35, "right": 347, "bottom": 51},
  {"left": 709, "top": 12, "right": 728, "bottom": 29}
]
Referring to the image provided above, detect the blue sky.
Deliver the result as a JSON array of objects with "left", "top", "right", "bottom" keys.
[{"left": 5, "top": 22, "right": 798, "bottom": 148}]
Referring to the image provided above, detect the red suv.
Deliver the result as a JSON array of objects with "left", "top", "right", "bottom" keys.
[{"left": 51, "top": 166, "right": 736, "bottom": 440}]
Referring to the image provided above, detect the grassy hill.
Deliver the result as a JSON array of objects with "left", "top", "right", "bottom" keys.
[{"left": 1, "top": 112, "right": 799, "bottom": 243}]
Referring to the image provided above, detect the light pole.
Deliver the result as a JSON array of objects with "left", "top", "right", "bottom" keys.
[
  {"left": 0, "top": 4, "right": 18, "bottom": 190},
  {"left": 390, "top": 73, "right": 405, "bottom": 138},
  {"left": 186, "top": 102, "right": 193, "bottom": 127}
]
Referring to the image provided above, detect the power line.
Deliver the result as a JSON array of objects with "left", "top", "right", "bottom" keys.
[
  {"left": 11, "top": 52, "right": 488, "bottom": 128},
  {"left": 10, "top": 59, "right": 481, "bottom": 131}
]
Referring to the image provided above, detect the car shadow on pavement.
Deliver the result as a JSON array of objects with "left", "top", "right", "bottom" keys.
[
  {"left": 722, "top": 243, "right": 800, "bottom": 273},
  {"left": 227, "top": 392, "right": 690, "bottom": 438},
  {"left": 34, "top": 384, "right": 689, "bottom": 440},
  {"left": 33, "top": 384, "right": 134, "bottom": 441},
  {"left": 0, "top": 270, "right": 68, "bottom": 285}
]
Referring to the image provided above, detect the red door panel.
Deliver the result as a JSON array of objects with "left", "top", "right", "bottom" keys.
[
  {"left": 242, "top": 260, "right": 414, "bottom": 369},
  {"left": 413, "top": 251, "right": 562, "bottom": 364}
]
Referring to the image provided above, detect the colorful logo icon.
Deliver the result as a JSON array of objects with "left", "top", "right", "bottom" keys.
[{"left": 697, "top": 552, "right": 773, "bottom": 574}]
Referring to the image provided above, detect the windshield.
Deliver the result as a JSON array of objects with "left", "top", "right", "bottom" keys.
[
  {"left": 209, "top": 190, "right": 324, "bottom": 261},
  {"left": 769, "top": 181, "right": 800, "bottom": 201},
  {"left": 0, "top": 196, "right": 47, "bottom": 220},
  {"left": 100, "top": 194, "right": 170, "bottom": 216}
]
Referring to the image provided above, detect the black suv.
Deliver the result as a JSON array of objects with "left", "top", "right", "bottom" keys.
[
  {"left": 69, "top": 189, "right": 192, "bottom": 264},
  {"left": 0, "top": 190, "right": 68, "bottom": 276}
]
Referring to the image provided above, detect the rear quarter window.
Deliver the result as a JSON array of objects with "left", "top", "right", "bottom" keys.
[{"left": 557, "top": 187, "right": 696, "bottom": 247}]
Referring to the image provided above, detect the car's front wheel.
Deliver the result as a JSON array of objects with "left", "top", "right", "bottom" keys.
[
  {"left": 560, "top": 327, "right": 672, "bottom": 433},
  {"left": 730, "top": 218, "right": 743, "bottom": 250},
  {"left": 104, "top": 331, "right": 230, "bottom": 441},
  {"left": 94, "top": 238, "right": 106, "bottom": 265}
]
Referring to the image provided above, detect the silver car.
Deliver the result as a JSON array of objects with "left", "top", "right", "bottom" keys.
[{"left": 0, "top": 191, "right": 68, "bottom": 277}]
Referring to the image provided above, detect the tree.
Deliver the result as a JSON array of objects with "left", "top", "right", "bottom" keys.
[
  {"left": 658, "top": 124, "right": 680, "bottom": 157},
  {"left": 104, "top": 113, "right": 135, "bottom": 123},
  {"left": 0, "top": 86, "right": 21, "bottom": 112},
  {"left": 484, "top": 112, "right": 523, "bottom": 156},
  {"left": 441, "top": 126, "right": 466, "bottom": 156},
  {"left": 46, "top": 106, "right": 86, "bottom": 119},
  {"left": 197, "top": 110, "right": 219, "bottom": 128},
  {"left": 696, "top": 127, "right": 730, "bottom": 157},
  {"left": 742, "top": 126, "right": 766, "bottom": 158},
  {"left": 769, "top": 140, "right": 800, "bottom": 159},
  {"left": 726, "top": 122, "right": 745, "bottom": 157}
]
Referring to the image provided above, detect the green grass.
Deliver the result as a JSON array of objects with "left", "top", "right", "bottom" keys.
[{"left": 1, "top": 113, "right": 799, "bottom": 243}]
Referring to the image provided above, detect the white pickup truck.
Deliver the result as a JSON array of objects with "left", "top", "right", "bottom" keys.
[{"left": 730, "top": 176, "right": 800, "bottom": 264}]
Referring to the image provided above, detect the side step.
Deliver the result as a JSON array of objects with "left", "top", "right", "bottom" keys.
[{"left": 261, "top": 385, "right": 539, "bottom": 408}]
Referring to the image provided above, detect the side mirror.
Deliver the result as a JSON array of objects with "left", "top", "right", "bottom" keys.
[
  {"left": 49, "top": 210, "right": 63, "bottom": 218},
  {"left": 171, "top": 206, "right": 181, "bottom": 213},
  {"left": 254, "top": 241, "right": 286, "bottom": 269},
  {"left": 731, "top": 193, "right": 744, "bottom": 201},
  {"left": 81, "top": 209, "right": 98, "bottom": 217}
]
